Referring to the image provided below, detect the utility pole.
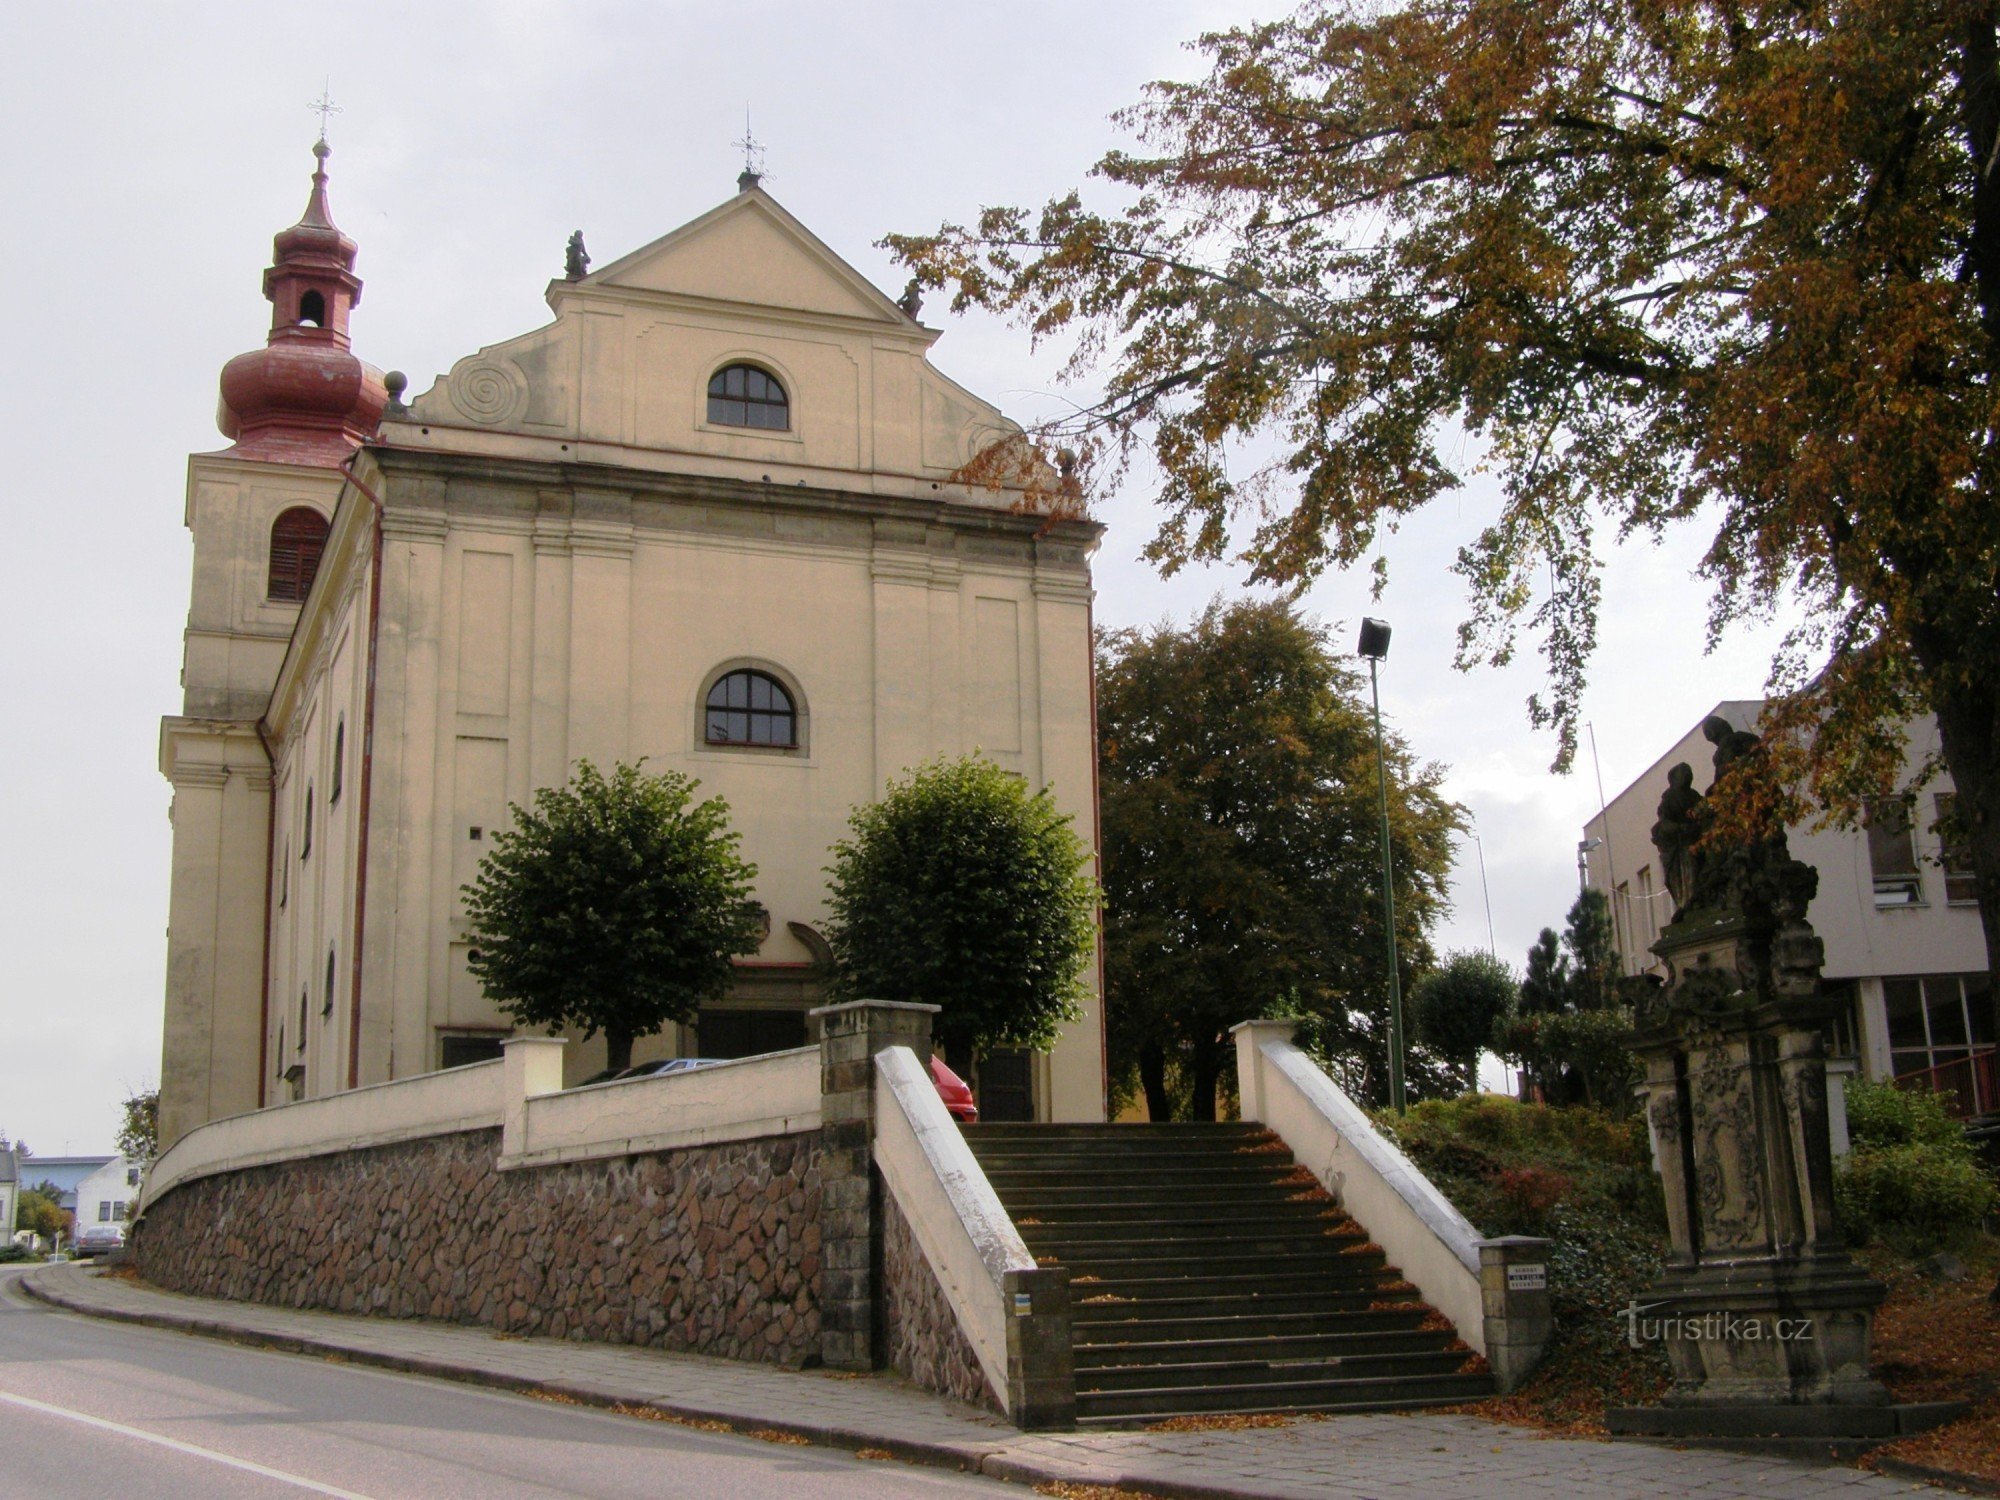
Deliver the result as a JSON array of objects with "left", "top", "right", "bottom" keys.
[{"left": 1358, "top": 618, "right": 1404, "bottom": 1113}]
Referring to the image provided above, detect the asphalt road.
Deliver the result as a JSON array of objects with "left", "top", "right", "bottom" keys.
[{"left": 0, "top": 1267, "right": 1021, "bottom": 1499}]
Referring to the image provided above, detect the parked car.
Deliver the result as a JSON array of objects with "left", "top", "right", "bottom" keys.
[
  {"left": 74, "top": 1223, "right": 125, "bottom": 1258},
  {"left": 612, "top": 1057, "right": 720, "bottom": 1080},
  {"left": 581, "top": 1049, "right": 980, "bottom": 1123},
  {"left": 931, "top": 1055, "right": 978, "bottom": 1124}
]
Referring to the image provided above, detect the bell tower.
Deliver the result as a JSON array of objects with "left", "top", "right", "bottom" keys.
[{"left": 159, "top": 141, "right": 385, "bottom": 1148}]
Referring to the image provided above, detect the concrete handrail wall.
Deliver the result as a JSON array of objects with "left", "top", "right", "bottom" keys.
[
  {"left": 142, "top": 1058, "right": 507, "bottom": 1213},
  {"left": 872, "top": 1044, "right": 1033, "bottom": 1405},
  {"left": 1234, "top": 1020, "right": 1486, "bottom": 1347},
  {"left": 503, "top": 1046, "right": 819, "bottom": 1168}
]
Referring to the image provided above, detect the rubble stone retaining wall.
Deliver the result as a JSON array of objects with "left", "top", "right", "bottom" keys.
[
  {"left": 133, "top": 1125, "right": 822, "bottom": 1365},
  {"left": 881, "top": 1188, "right": 993, "bottom": 1408}
]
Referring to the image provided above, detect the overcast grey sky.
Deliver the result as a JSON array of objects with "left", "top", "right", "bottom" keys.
[{"left": 0, "top": 2, "right": 1787, "bottom": 1152}]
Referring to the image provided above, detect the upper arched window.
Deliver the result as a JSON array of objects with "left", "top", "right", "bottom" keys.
[
  {"left": 705, "top": 670, "right": 797, "bottom": 747},
  {"left": 298, "top": 289, "right": 326, "bottom": 327},
  {"left": 706, "top": 364, "right": 789, "bottom": 430},
  {"left": 268, "top": 507, "right": 330, "bottom": 603}
]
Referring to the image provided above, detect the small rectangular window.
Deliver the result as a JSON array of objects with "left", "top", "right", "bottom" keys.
[
  {"left": 439, "top": 1033, "right": 507, "bottom": 1069},
  {"left": 97, "top": 1202, "right": 111, "bottom": 1222},
  {"left": 112, "top": 1202, "right": 128, "bottom": 1221},
  {"left": 1935, "top": 793, "right": 1978, "bottom": 904},
  {"left": 1866, "top": 798, "right": 1922, "bottom": 905}
]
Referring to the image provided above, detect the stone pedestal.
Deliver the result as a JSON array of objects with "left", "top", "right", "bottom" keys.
[
  {"left": 1627, "top": 959, "right": 1886, "bottom": 1410},
  {"left": 812, "top": 998, "right": 938, "bottom": 1372}
]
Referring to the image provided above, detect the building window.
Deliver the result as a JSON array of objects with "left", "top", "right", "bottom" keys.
[
  {"left": 112, "top": 1201, "right": 129, "bottom": 1221},
  {"left": 126, "top": 1167, "right": 140, "bottom": 1187},
  {"left": 296, "top": 987, "right": 308, "bottom": 1048},
  {"left": 438, "top": 1032, "right": 507, "bottom": 1070},
  {"left": 323, "top": 947, "right": 337, "bottom": 1018},
  {"left": 1887, "top": 973, "right": 1996, "bottom": 1093},
  {"left": 705, "top": 669, "right": 797, "bottom": 748},
  {"left": 1865, "top": 797, "right": 1922, "bottom": 905},
  {"left": 706, "top": 364, "right": 789, "bottom": 430},
  {"left": 330, "top": 716, "right": 345, "bottom": 804},
  {"left": 301, "top": 787, "right": 314, "bottom": 861},
  {"left": 268, "top": 507, "right": 330, "bottom": 603},
  {"left": 298, "top": 289, "right": 326, "bottom": 327},
  {"left": 1935, "top": 793, "right": 1978, "bottom": 904},
  {"left": 97, "top": 1202, "right": 111, "bottom": 1222}
]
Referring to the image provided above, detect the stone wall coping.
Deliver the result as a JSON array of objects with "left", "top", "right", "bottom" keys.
[
  {"left": 142, "top": 1059, "right": 508, "bottom": 1216},
  {"left": 1235, "top": 1024, "right": 1489, "bottom": 1357},
  {"left": 873, "top": 1043, "right": 1032, "bottom": 1408},
  {"left": 808, "top": 999, "right": 943, "bottom": 1019},
  {"left": 501, "top": 1047, "right": 820, "bottom": 1170}
]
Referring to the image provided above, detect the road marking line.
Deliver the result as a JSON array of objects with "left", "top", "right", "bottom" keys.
[{"left": 0, "top": 1389, "right": 376, "bottom": 1498}]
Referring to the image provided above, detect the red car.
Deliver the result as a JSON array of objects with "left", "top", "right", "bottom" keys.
[{"left": 930, "top": 1055, "right": 979, "bottom": 1123}]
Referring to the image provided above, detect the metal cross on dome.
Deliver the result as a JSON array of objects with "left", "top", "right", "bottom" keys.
[{"left": 309, "top": 83, "right": 342, "bottom": 144}]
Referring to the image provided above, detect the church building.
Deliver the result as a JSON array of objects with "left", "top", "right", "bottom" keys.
[{"left": 157, "top": 144, "right": 1106, "bottom": 1149}]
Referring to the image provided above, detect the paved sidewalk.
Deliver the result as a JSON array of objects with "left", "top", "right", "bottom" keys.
[{"left": 24, "top": 1263, "right": 1934, "bottom": 1499}]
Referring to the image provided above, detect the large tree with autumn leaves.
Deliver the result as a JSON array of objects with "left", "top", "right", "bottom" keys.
[{"left": 887, "top": 0, "right": 2000, "bottom": 999}]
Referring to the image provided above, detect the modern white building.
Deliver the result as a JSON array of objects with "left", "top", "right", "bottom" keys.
[{"left": 1584, "top": 701, "right": 1991, "bottom": 1105}]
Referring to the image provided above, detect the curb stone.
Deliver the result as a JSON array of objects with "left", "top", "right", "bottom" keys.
[
  {"left": 18, "top": 1268, "right": 1001, "bottom": 1478},
  {"left": 16, "top": 1264, "right": 1939, "bottom": 1500},
  {"left": 20, "top": 1266, "right": 1330, "bottom": 1498},
  {"left": 1872, "top": 1456, "right": 2000, "bottom": 1495}
]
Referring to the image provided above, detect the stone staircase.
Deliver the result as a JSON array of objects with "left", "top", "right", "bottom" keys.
[{"left": 962, "top": 1121, "right": 1494, "bottom": 1426}]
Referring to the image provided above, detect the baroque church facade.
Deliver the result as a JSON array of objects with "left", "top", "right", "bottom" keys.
[{"left": 158, "top": 146, "right": 1106, "bottom": 1149}]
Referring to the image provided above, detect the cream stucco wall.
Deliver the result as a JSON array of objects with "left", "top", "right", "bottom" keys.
[{"left": 216, "top": 181, "right": 1107, "bottom": 1129}]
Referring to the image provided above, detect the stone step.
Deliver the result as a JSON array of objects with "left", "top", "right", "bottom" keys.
[
  {"left": 1078, "top": 1347, "right": 1474, "bottom": 1394},
  {"left": 1056, "top": 1248, "right": 1384, "bottom": 1288},
  {"left": 1072, "top": 1306, "right": 1440, "bottom": 1345},
  {"left": 1073, "top": 1327, "right": 1460, "bottom": 1368},
  {"left": 1008, "top": 1201, "right": 1342, "bottom": 1228},
  {"left": 1024, "top": 1224, "right": 1368, "bottom": 1264},
  {"left": 980, "top": 1161, "right": 1301, "bottom": 1187},
  {"left": 964, "top": 1123, "right": 1268, "bottom": 1138},
  {"left": 1065, "top": 1265, "right": 1402, "bottom": 1301},
  {"left": 1075, "top": 1370, "right": 1495, "bottom": 1423},
  {"left": 1072, "top": 1288, "right": 1432, "bottom": 1320},
  {"left": 988, "top": 1183, "right": 1316, "bottom": 1208}
]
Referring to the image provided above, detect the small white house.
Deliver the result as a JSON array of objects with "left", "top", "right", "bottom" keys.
[
  {"left": 72, "top": 1156, "right": 143, "bottom": 1233},
  {"left": 0, "top": 1150, "right": 17, "bottom": 1240}
]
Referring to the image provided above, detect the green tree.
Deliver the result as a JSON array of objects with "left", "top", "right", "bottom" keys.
[
  {"left": 1410, "top": 951, "right": 1517, "bottom": 1092},
  {"left": 462, "top": 760, "right": 762, "bottom": 1074},
  {"left": 1519, "top": 930, "right": 1570, "bottom": 1019},
  {"left": 116, "top": 1088, "right": 158, "bottom": 1163},
  {"left": 1098, "top": 599, "right": 1464, "bottom": 1118},
  {"left": 1563, "top": 890, "right": 1620, "bottom": 1013},
  {"left": 824, "top": 756, "right": 1098, "bottom": 1066},
  {"left": 888, "top": 0, "right": 2000, "bottom": 1007},
  {"left": 16, "top": 1182, "right": 66, "bottom": 1245},
  {"left": 1501, "top": 892, "right": 1636, "bottom": 1104}
]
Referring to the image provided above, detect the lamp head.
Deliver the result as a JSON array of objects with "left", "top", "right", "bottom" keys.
[{"left": 1357, "top": 617, "right": 1392, "bottom": 660}]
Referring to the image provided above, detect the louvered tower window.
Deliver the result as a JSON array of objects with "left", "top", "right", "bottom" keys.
[{"left": 268, "top": 507, "right": 331, "bottom": 603}]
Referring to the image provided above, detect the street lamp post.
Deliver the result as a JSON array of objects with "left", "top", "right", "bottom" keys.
[
  {"left": 1358, "top": 617, "right": 1405, "bottom": 1113},
  {"left": 1578, "top": 836, "right": 1603, "bottom": 896}
]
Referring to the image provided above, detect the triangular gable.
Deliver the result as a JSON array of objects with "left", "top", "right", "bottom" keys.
[{"left": 586, "top": 188, "right": 915, "bottom": 327}]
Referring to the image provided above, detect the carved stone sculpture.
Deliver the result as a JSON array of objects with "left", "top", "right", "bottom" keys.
[
  {"left": 1612, "top": 722, "right": 1909, "bottom": 1436},
  {"left": 565, "top": 230, "right": 590, "bottom": 282}
]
